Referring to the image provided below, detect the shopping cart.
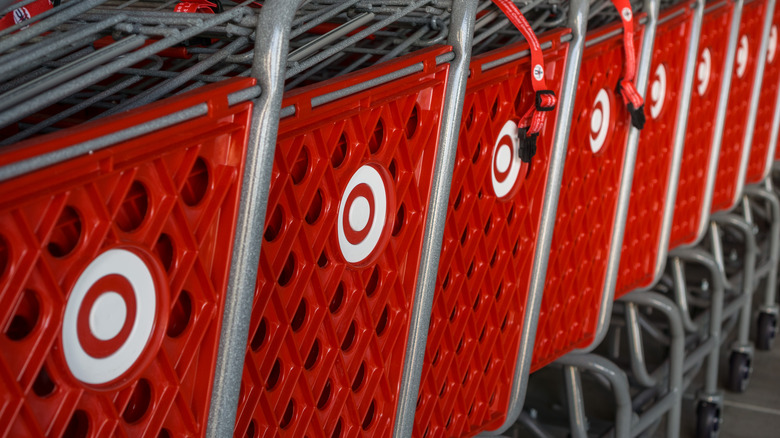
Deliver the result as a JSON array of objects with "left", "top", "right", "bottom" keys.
[
  {"left": 0, "top": 77, "right": 256, "bottom": 437},
  {"left": 669, "top": 0, "right": 736, "bottom": 251},
  {"left": 220, "top": 1, "right": 482, "bottom": 437},
  {"left": 531, "top": 0, "right": 653, "bottom": 372},
  {"left": 614, "top": 0, "right": 700, "bottom": 298},
  {"left": 411, "top": 0, "right": 589, "bottom": 435},
  {"left": 741, "top": 1, "right": 780, "bottom": 352},
  {"left": 0, "top": 1, "right": 290, "bottom": 436}
]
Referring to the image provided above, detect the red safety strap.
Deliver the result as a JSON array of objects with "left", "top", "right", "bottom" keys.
[
  {"left": 174, "top": 0, "right": 220, "bottom": 13},
  {"left": 609, "top": 0, "right": 646, "bottom": 129},
  {"left": 492, "top": 0, "right": 557, "bottom": 163}
]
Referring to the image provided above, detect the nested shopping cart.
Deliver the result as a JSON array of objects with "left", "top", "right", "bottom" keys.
[
  {"left": 741, "top": 0, "right": 780, "bottom": 352},
  {"left": 614, "top": 0, "right": 700, "bottom": 299},
  {"left": 668, "top": 0, "right": 737, "bottom": 251},
  {"left": 531, "top": 0, "right": 653, "bottom": 372},
  {"left": 0, "top": 1, "right": 292, "bottom": 436},
  {"left": 0, "top": 76, "right": 256, "bottom": 436},
  {"left": 411, "top": 0, "right": 588, "bottom": 435},
  {"left": 710, "top": 0, "right": 769, "bottom": 214},
  {"left": 225, "top": 2, "right": 479, "bottom": 438}
]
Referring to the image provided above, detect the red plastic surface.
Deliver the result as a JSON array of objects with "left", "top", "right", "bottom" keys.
[
  {"left": 669, "top": 1, "right": 735, "bottom": 249},
  {"left": 745, "top": 2, "right": 780, "bottom": 183},
  {"left": 532, "top": 20, "right": 644, "bottom": 372},
  {"left": 0, "top": 0, "right": 52, "bottom": 31},
  {"left": 615, "top": 2, "right": 695, "bottom": 298},
  {"left": 0, "top": 78, "right": 254, "bottom": 437},
  {"left": 413, "top": 30, "right": 570, "bottom": 438},
  {"left": 711, "top": 0, "right": 768, "bottom": 212},
  {"left": 232, "top": 47, "right": 450, "bottom": 438}
]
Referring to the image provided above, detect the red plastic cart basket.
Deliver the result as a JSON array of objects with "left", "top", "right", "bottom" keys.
[
  {"left": 532, "top": 17, "right": 646, "bottom": 372},
  {"left": 745, "top": 1, "right": 780, "bottom": 184},
  {"left": 0, "top": 78, "right": 254, "bottom": 437},
  {"left": 669, "top": 0, "right": 737, "bottom": 249},
  {"left": 412, "top": 29, "right": 571, "bottom": 437},
  {"left": 711, "top": 0, "right": 770, "bottom": 214},
  {"left": 615, "top": 0, "right": 699, "bottom": 297},
  {"left": 232, "top": 47, "right": 450, "bottom": 438}
]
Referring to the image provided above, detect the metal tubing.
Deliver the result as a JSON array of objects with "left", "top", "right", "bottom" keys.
[
  {"left": 556, "top": 354, "right": 633, "bottom": 438},
  {"left": 0, "top": 104, "right": 206, "bottom": 181},
  {"left": 0, "top": 7, "right": 247, "bottom": 129},
  {"left": 586, "top": 0, "right": 660, "bottom": 352},
  {"left": 745, "top": 186, "right": 780, "bottom": 308},
  {"left": 393, "top": 2, "right": 477, "bottom": 437},
  {"left": 691, "top": 0, "right": 745, "bottom": 245},
  {"left": 0, "top": 35, "right": 145, "bottom": 114},
  {"left": 564, "top": 366, "right": 588, "bottom": 438},
  {"left": 625, "top": 302, "right": 658, "bottom": 387},
  {"left": 288, "top": 12, "right": 375, "bottom": 62},
  {"left": 101, "top": 36, "right": 249, "bottom": 116},
  {"left": 621, "top": 292, "right": 684, "bottom": 438},
  {"left": 669, "top": 247, "right": 725, "bottom": 396},
  {"left": 671, "top": 256, "right": 700, "bottom": 332},
  {"left": 0, "top": 15, "right": 127, "bottom": 82},
  {"left": 712, "top": 212, "right": 757, "bottom": 349},
  {"left": 206, "top": 2, "right": 303, "bottom": 437},
  {"left": 490, "top": 0, "right": 590, "bottom": 433}
]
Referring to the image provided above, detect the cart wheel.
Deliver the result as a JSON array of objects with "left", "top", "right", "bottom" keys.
[
  {"left": 726, "top": 351, "right": 752, "bottom": 393},
  {"left": 756, "top": 312, "right": 777, "bottom": 351},
  {"left": 695, "top": 401, "right": 721, "bottom": 438}
]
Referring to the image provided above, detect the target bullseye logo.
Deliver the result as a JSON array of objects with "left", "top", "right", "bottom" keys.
[
  {"left": 589, "top": 88, "right": 611, "bottom": 153},
  {"left": 62, "top": 248, "right": 167, "bottom": 388},
  {"left": 12, "top": 7, "right": 31, "bottom": 24},
  {"left": 697, "top": 48, "right": 712, "bottom": 96},
  {"left": 736, "top": 35, "right": 749, "bottom": 78},
  {"left": 768, "top": 25, "right": 777, "bottom": 63},
  {"left": 621, "top": 8, "right": 632, "bottom": 22},
  {"left": 337, "top": 164, "right": 394, "bottom": 266},
  {"left": 649, "top": 64, "right": 667, "bottom": 119},
  {"left": 491, "top": 120, "right": 525, "bottom": 199}
]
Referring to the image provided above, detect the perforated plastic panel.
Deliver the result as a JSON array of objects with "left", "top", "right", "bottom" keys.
[
  {"left": 711, "top": 0, "right": 768, "bottom": 212},
  {"left": 232, "top": 47, "right": 450, "bottom": 438},
  {"left": 669, "top": 1, "right": 734, "bottom": 249},
  {"left": 0, "top": 78, "right": 254, "bottom": 438},
  {"left": 745, "top": 2, "right": 780, "bottom": 184},
  {"left": 615, "top": 2, "right": 695, "bottom": 297},
  {"left": 413, "top": 30, "right": 570, "bottom": 438},
  {"left": 532, "top": 21, "right": 644, "bottom": 372}
]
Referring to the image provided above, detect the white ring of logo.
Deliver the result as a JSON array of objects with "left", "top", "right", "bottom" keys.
[
  {"left": 768, "top": 25, "right": 777, "bottom": 63},
  {"left": 62, "top": 249, "right": 158, "bottom": 386},
  {"left": 621, "top": 8, "right": 632, "bottom": 21},
  {"left": 12, "top": 7, "right": 31, "bottom": 24},
  {"left": 736, "top": 35, "right": 749, "bottom": 78},
  {"left": 491, "top": 120, "right": 523, "bottom": 199},
  {"left": 650, "top": 64, "right": 667, "bottom": 119},
  {"left": 589, "top": 88, "right": 611, "bottom": 153},
  {"left": 697, "top": 48, "right": 712, "bottom": 96},
  {"left": 337, "top": 164, "right": 390, "bottom": 265}
]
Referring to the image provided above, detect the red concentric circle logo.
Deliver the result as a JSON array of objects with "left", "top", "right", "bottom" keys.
[
  {"left": 491, "top": 120, "right": 526, "bottom": 199},
  {"left": 337, "top": 164, "right": 395, "bottom": 266},
  {"left": 62, "top": 247, "right": 168, "bottom": 388}
]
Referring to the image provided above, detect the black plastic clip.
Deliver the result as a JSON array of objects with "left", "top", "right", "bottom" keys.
[
  {"left": 627, "top": 102, "right": 646, "bottom": 130},
  {"left": 535, "top": 90, "right": 556, "bottom": 112},
  {"left": 517, "top": 127, "right": 538, "bottom": 163}
]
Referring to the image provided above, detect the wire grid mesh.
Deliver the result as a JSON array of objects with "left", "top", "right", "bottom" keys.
[{"left": 0, "top": 0, "right": 468, "bottom": 145}]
